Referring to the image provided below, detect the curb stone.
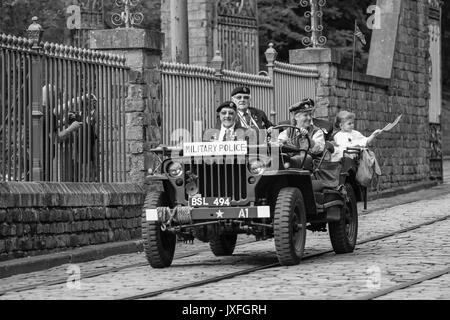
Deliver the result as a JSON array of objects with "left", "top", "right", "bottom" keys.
[{"left": 0, "top": 240, "right": 143, "bottom": 279}]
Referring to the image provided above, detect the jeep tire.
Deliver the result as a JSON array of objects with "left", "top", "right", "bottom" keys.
[
  {"left": 210, "top": 233, "right": 238, "bottom": 256},
  {"left": 274, "top": 187, "right": 307, "bottom": 266},
  {"left": 329, "top": 183, "right": 358, "bottom": 254},
  {"left": 142, "top": 191, "right": 176, "bottom": 268}
]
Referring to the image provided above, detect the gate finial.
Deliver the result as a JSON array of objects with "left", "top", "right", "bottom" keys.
[
  {"left": 264, "top": 43, "right": 278, "bottom": 67},
  {"left": 27, "top": 17, "right": 44, "bottom": 49},
  {"left": 211, "top": 51, "right": 224, "bottom": 76}
]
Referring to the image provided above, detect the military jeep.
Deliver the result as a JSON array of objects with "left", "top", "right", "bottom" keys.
[{"left": 142, "top": 125, "right": 363, "bottom": 268}]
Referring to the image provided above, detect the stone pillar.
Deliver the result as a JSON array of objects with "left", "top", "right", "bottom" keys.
[
  {"left": 161, "top": 0, "right": 215, "bottom": 66},
  {"left": 170, "top": 0, "right": 189, "bottom": 63},
  {"left": 66, "top": 0, "right": 105, "bottom": 48},
  {"left": 289, "top": 47, "right": 342, "bottom": 120},
  {"left": 89, "top": 28, "right": 164, "bottom": 184}
]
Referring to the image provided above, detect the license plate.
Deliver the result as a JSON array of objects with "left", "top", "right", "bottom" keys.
[
  {"left": 191, "top": 206, "right": 271, "bottom": 220},
  {"left": 189, "top": 197, "right": 231, "bottom": 207}
]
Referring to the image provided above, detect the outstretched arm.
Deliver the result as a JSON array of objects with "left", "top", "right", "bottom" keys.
[
  {"left": 367, "top": 129, "right": 383, "bottom": 146},
  {"left": 57, "top": 121, "right": 83, "bottom": 142}
]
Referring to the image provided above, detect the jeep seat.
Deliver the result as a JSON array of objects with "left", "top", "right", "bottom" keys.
[
  {"left": 312, "top": 161, "right": 342, "bottom": 192},
  {"left": 312, "top": 180, "right": 334, "bottom": 192}
]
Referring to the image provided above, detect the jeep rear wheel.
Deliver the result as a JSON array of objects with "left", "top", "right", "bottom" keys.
[
  {"left": 329, "top": 183, "right": 358, "bottom": 254},
  {"left": 274, "top": 188, "right": 307, "bottom": 266},
  {"left": 142, "top": 192, "right": 176, "bottom": 268},
  {"left": 210, "top": 233, "right": 238, "bottom": 256}
]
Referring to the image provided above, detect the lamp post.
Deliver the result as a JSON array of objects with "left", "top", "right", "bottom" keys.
[{"left": 300, "top": 0, "right": 327, "bottom": 48}]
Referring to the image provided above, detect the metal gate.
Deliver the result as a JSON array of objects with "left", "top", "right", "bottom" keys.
[{"left": 214, "top": 0, "right": 259, "bottom": 74}]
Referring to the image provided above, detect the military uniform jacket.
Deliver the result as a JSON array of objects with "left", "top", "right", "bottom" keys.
[
  {"left": 279, "top": 125, "right": 326, "bottom": 156},
  {"left": 237, "top": 107, "right": 273, "bottom": 130},
  {"left": 203, "top": 121, "right": 258, "bottom": 142}
]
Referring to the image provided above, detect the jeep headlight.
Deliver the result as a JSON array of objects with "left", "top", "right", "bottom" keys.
[
  {"left": 167, "top": 162, "right": 183, "bottom": 177},
  {"left": 248, "top": 159, "right": 266, "bottom": 175}
]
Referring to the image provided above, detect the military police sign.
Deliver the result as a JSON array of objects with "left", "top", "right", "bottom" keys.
[{"left": 183, "top": 141, "right": 248, "bottom": 157}]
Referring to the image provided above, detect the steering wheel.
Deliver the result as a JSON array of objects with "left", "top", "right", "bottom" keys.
[{"left": 270, "top": 125, "right": 311, "bottom": 169}]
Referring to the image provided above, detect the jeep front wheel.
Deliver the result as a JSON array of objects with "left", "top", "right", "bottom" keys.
[
  {"left": 210, "top": 233, "right": 238, "bottom": 256},
  {"left": 274, "top": 187, "right": 307, "bottom": 266},
  {"left": 142, "top": 191, "right": 176, "bottom": 268}
]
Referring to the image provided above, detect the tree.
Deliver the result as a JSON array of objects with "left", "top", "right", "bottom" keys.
[
  {"left": 258, "top": 0, "right": 373, "bottom": 72},
  {"left": 0, "top": 0, "right": 160, "bottom": 45},
  {"left": 0, "top": 0, "right": 67, "bottom": 43},
  {"left": 0, "top": 0, "right": 448, "bottom": 87}
]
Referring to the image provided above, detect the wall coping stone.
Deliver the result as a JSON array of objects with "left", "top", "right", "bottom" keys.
[
  {"left": 0, "top": 182, "right": 145, "bottom": 208},
  {"left": 337, "top": 69, "right": 391, "bottom": 89},
  {"left": 289, "top": 47, "right": 342, "bottom": 65},
  {"left": 89, "top": 28, "right": 164, "bottom": 51}
]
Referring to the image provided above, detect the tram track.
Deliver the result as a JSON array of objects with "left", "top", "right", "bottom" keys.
[
  {"left": 355, "top": 266, "right": 450, "bottom": 300},
  {"left": 119, "top": 215, "right": 450, "bottom": 300},
  {"left": 1, "top": 207, "right": 448, "bottom": 299},
  {"left": 0, "top": 239, "right": 255, "bottom": 297}
]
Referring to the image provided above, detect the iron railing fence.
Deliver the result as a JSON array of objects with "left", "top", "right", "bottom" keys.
[
  {"left": 160, "top": 62, "right": 217, "bottom": 145},
  {"left": 160, "top": 56, "right": 320, "bottom": 146},
  {"left": 273, "top": 61, "right": 320, "bottom": 123},
  {"left": 0, "top": 34, "right": 129, "bottom": 182},
  {"left": 0, "top": 36, "right": 32, "bottom": 182},
  {"left": 221, "top": 69, "right": 273, "bottom": 118}
]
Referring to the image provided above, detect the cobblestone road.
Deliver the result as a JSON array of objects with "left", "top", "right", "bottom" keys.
[{"left": 1, "top": 186, "right": 449, "bottom": 300}]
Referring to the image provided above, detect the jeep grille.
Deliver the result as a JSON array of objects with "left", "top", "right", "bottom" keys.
[{"left": 185, "top": 158, "right": 247, "bottom": 202}]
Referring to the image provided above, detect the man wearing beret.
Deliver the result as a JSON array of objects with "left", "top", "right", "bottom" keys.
[
  {"left": 278, "top": 98, "right": 325, "bottom": 169},
  {"left": 204, "top": 101, "right": 245, "bottom": 142},
  {"left": 231, "top": 86, "right": 273, "bottom": 131}
]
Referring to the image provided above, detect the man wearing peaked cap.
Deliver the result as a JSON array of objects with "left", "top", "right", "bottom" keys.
[
  {"left": 278, "top": 98, "right": 326, "bottom": 170},
  {"left": 288, "top": 98, "right": 315, "bottom": 113},
  {"left": 231, "top": 86, "right": 273, "bottom": 131}
]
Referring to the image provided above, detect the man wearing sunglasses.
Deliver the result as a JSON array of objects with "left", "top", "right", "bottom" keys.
[
  {"left": 204, "top": 101, "right": 242, "bottom": 142},
  {"left": 231, "top": 86, "right": 273, "bottom": 131},
  {"left": 204, "top": 101, "right": 258, "bottom": 142}
]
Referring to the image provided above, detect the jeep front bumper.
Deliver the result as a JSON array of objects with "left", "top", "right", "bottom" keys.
[{"left": 145, "top": 206, "right": 271, "bottom": 224}]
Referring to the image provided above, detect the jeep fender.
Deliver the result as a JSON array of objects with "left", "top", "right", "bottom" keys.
[{"left": 258, "top": 170, "right": 317, "bottom": 216}]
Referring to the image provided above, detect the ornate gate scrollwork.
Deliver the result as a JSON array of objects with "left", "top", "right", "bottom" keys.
[
  {"left": 428, "top": 0, "right": 443, "bottom": 181},
  {"left": 429, "top": 124, "right": 443, "bottom": 181}
]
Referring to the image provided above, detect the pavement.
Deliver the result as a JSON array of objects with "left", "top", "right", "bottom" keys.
[{"left": 1, "top": 159, "right": 449, "bottom": 279}]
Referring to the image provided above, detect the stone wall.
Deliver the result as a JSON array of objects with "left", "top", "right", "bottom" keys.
[
  {"left": 0, "top": 182, "right": 144, "bottom": 262},
  {"left": 443, "top": 90, "right": 450, "bottom": 157},
  {"left": 290, "top": 0, "right": 432, "bottom": 191}
]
